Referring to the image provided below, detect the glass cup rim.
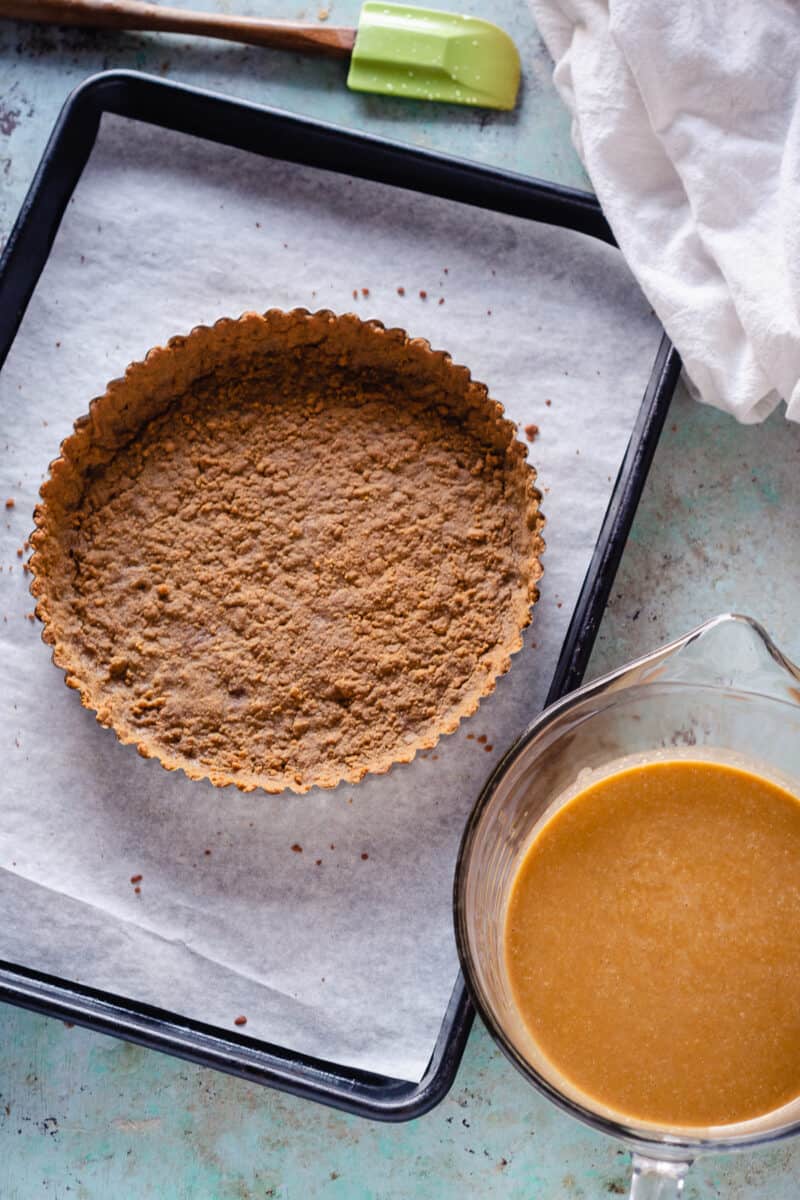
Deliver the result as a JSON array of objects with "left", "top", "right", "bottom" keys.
[{"left": 452, "top": 628, "right": 800, "bottom": 1156}]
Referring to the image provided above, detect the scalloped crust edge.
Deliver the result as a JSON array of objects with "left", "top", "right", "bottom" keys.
[{"left": 30, "top": 308, "right": 545, "bottom": 795}]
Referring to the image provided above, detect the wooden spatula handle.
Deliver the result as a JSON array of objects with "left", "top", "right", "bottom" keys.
[{"left": 0, "top": 0, "right": 357, "bottom": 57}]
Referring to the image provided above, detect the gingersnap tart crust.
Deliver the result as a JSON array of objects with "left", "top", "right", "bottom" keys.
[{"left": 30, "top": 309, "right": 544, "bottom": 794}]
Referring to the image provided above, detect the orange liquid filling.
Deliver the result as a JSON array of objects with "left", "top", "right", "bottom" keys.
[{"left": 504, "top": 760, "right": 800, "bottom": 1128}]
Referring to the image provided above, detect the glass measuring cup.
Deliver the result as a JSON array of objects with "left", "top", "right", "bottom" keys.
[{"left": 454, "top": 613, "right": 800, "bottom": 1198}]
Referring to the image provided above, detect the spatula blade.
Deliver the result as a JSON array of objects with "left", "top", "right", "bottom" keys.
[{"left": 347, "top": 3, "right": 520, "bottom": 111}]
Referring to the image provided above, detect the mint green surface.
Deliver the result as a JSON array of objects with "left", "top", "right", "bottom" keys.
[
  {"left": 3, "top": 4, "right": 800, "bottom": 1197},
  {"left": 348, "top": 3, "right": 520, "bottom": 110}
]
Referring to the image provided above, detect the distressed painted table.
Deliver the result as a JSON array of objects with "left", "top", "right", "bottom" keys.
[{"left": 2, "top": 4, "right": 800, "bottom": 1197}]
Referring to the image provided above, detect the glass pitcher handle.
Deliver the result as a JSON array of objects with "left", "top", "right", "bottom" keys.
[{"left": 629, "top": 1155, "right": 691, "bottom": 1199}]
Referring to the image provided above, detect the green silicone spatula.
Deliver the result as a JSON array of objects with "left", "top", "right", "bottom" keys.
[{"left": 2, "top": 0, "right": 520, "bottom": 111}]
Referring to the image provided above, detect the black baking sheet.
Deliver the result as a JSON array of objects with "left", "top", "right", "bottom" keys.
[{"left": 0, "top": 71, "right": 680, "bottom": 1120}]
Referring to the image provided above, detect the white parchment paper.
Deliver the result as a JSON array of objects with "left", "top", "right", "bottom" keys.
[{"left": 0, "top": 114, "right": 659, "bottom": 1082}]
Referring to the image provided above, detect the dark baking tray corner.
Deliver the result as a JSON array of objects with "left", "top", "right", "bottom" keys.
[{"left": 0, "top": 70, "right": 681, "bottom": 1121}]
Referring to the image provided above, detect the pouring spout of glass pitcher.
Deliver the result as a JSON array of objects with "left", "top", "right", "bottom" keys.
[
  {"left": 604, "top": 612, "right": 800, "bottom": 698},
  {"left": 629, "top": 1155, "right": 692, "bottom": 1199}
]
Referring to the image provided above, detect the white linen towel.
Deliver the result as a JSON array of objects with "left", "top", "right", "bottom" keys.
[{"left": 529, "top": 0, "right": 800, "bottom": 422}]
